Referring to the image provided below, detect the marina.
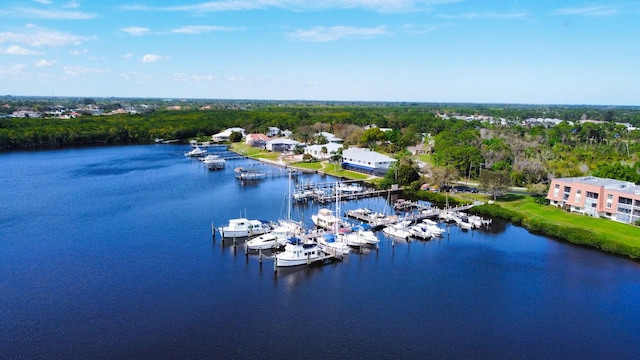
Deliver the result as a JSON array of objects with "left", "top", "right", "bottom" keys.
[{"left": 3, "top": 144, "right": 640, "bottom": 359}]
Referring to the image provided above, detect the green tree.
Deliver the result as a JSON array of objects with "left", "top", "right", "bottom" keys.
[
  {"left": 479, "top": 170, "right": 512, "bottom": 200},
  {"left": 229, "top": 131, "right": 243, "bottom": 142}
]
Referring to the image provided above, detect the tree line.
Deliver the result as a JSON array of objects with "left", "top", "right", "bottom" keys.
[{"left": 2, "top": 103, "right": 639, "bottom": 190}]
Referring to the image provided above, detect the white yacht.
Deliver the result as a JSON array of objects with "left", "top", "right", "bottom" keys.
[
  {"left": 311, "top": 208, "right": 341, "bottom": 230},
  {"left": 382, "top": 222, "right": 411, "bottom": 240},
  {"left": 316, "top": 233, "right": 351, "bottom": 256},
  {"left": 456, "top": 216, "right": 473, "bottom": 230},
  {"left": 185, "top": 146, "right": 207, "bottom": 157},
  {"left": 218, "top": 218, "right": 272, "bottom": 238},
  {"left": 275, "top": 238, "right": 325, "bottom": 267},
  {"left": 246, "top": 222, "right": 302, "bottom": 250},
  {"left": 422, "top": 219, "right": 445, "bottom": 236},
  {"left": 408, "top": 223, "right": 432, "bottom": 240},
  {"left": 345, "top": 224, "right": 379, "bottom": 246}
]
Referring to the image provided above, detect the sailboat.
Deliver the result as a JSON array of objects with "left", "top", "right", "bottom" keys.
[
  {"left": 315, "top": 183, "right": 350, "bottom": 255},
  {"left": 247, "top": 172, "right": 303, "bottom": 250}
]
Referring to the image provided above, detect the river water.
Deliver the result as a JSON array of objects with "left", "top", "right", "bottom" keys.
[{"left": 1, "top": 145, "right": 639, "bottom": 359}]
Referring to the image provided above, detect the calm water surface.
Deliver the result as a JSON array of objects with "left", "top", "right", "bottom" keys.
[{"left": 1, "top": 145, "right": 639, "bottom": 359}]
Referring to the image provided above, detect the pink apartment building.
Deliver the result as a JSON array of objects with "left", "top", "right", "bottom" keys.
[{"left": 547, "top": 176, "right": 640, "bottom": 224}]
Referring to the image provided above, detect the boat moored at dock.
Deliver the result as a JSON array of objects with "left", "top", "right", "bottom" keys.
[
  {"left": 218, "top": 218, "right": 272, "bottom": 238},
  {"left": 274, "top": 238, "right": 328, "bottom": 267}
]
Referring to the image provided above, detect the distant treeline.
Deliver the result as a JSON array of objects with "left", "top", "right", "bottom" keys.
[{"left": 2, "top": 104, "right": 640, "bottom": 186}]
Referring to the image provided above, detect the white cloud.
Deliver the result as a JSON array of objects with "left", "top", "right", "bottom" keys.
[
  {"left": 121, "top": 26, "right": 151, "bottom": 36},
  {"left": 63, "top": 1, "right": 81, "bottom": 9},
  {"left": 121, "top": 0, "right": 462, "bottom": 14},
  {"left": 34, "top": 59, "right": 56, "bottom": 67},
  {"left": 437, "top": 11, "right": 529, "bottom": 20},
  {"left": 69, "top": 48, "right": 88, "bottom": 56},
  {"left": 402, "top": 24, "right": 441, "bottom": 35},
  {"left": 552, "top": 5, "right": 618, "bottom": 17},
  {"left": 224, "top": 74, "right": 248, "bottom": 82},
  {"left": 0, "top": 45, "right": 41, "bottom": 55},
  {"left": 0, "top": 63, "right": 28, "bottom": 74},
  {"left": 0, "top": 7, "right": 96, "bottom": 19},
  {"left": 288, "top": 25, "right": 389, "bottom": 42},
  {"left": 0, "top": 25, "right": 91, "bottom": 47},
  {"left": 120, "top": 71, "right": 155, "bottom": 81},
  {"left": 33, "top": 0, "right": 53, "bottom": 4},
  {"left": 141, "top": 54, "right": 166, "bottom": 63},
  {"left": 63, "top": 65, "right": 106, "bottom": 76},
  {"left": 169, "top": 25, "right": 238, "bottom": 34},
  {"left": 122, "top": 53, "right": 133, "bottom": 59}
]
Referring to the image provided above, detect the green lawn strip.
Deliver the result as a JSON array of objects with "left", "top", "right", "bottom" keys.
[
  {"left": 253, "top": 152, "right": 280, "bottom": 161},
  {"left": 322, "top": 163, "right": 370, "bottom": 180},
  {"left": 290, "top": 162, "right": 323, "bottom": 171}
]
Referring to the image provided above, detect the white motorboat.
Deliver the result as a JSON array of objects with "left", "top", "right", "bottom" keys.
[
  {"left": 316, "top": 233, "right": 351, "bottom": 256},
  {"left": 185, "top": 146, "right": 207, "bottom": 157},
  {"left": 336, "top": 183, "right": 363, "bottom": 194},
  {"left": 455, "top": 216, "right": 473, "bottom": 230},
  {"left": 422, "top": 219, "right": 445, "bottom": 236},
  {"left": 246, "top": 223, "right": 302, "bottom": 250},
  {"left": 218, "top": 218, "right": 272, "bottom": 238},
  {"left": 247, "top": 171, "right": 304, "bottom": 250},
  {"left": 439, "top": 211, "right": 457, "bottom": 223},
  {"left": 382, "top": 223, "right": 411, "bottom": 239},
  {"left": 408, "top": 223, "right": 432, "bottom": 240},
  {"left": 312, "top": 208, "right": 341, "bottom": 230},
  {"left": 345, "top": 224, "right": 379, "bottom": 246},
  {"left": 275, "top": 238, "right": 326, "bottom": 267}
]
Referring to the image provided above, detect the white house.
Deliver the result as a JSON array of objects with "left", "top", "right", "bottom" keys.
[
  {"left": 304, "top": 143, "right": 342, "bottom": 159},
  {"left": 266, "top": 138, "right": 303, "bottom": 152},
  {"left": 315, "top": 132, "right": 343, "bottom": 143},
  {"left": 267, "top": 127, "right": 280, "bottom": 137},
  {"left": 212, "top": 127, "right": 245, "bottom": 142},
  {"left": 341, "top": 147, "right": 396, "bottom": 176}
]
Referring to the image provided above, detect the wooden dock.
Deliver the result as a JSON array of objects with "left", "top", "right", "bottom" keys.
[{"left": 293, "top": 180, "right": 400, "bottom": 203}]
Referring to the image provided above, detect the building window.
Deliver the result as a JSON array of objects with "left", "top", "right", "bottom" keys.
[
  {"left": 617, "top": 206, "right": 631, "bottom": 214},
  {"left": 564, "top": 186, "right": 571, "bottom": 193},
  {"left": 553, "top": 186, "right": 559, "bottom": 198},
  {"left": 575, "top": 190, "right": 581, "bottom": 203},
  {"left": 606, "top": 194, "right": 613, "bottom": 209},
  {"left": 586, "top": 191, "right": 599, "bottom": 199},
  {"left": 619, "top": 197, "right": 632, "bottom": 205}
]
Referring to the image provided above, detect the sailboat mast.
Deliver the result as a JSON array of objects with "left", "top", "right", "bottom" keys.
[{"left": 287, "top": 172, "right": 292, "bottom": 221}]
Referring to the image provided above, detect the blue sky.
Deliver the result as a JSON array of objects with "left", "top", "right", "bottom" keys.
[{"left": 0, "top": 1, "right": 638, "bottom": 105}]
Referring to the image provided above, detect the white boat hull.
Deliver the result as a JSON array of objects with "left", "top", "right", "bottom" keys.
[{"left": 275, "top": 243, "right": 325, "bottom": 267}]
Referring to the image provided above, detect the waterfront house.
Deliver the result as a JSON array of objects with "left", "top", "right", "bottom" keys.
[
  {"left": 304, "top": 143, "right": 342, "bottom": 160},
  {"left": 315, "top": 132, "right": 343, "bottom": 143},
  {"left": 546, "top": 176, "right": 640, "bottom": 224},
  {"left": 265, "top": 138, "right": 303, "bottom": 152},
  {"left": 212, "top": 127, "right": 246, "bottom": 142},
  {"left": 267, "top": 127, "right": 280, "bottom": 137},
  {"left": 341, "top": 147, "right": 397, "bottom": 176},
  {"left": 245, "top": 134, "right": 270, "bottom": 148}
]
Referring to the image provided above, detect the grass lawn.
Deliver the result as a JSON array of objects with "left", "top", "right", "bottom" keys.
[
  {"left": 416, "top": 154, "right": 435, "bottom": 166},
  {"left": 229, "top": 143, "right": 265, "bottom": 157},
  {"left": 496, "top": 195, "right": 640, "bottom": 248},
  {"left": 290, "top": 162, "right": 323, "bottom": 171},
  {"left": 323, "top": 163, "right": 371, "bottom": 180}
]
